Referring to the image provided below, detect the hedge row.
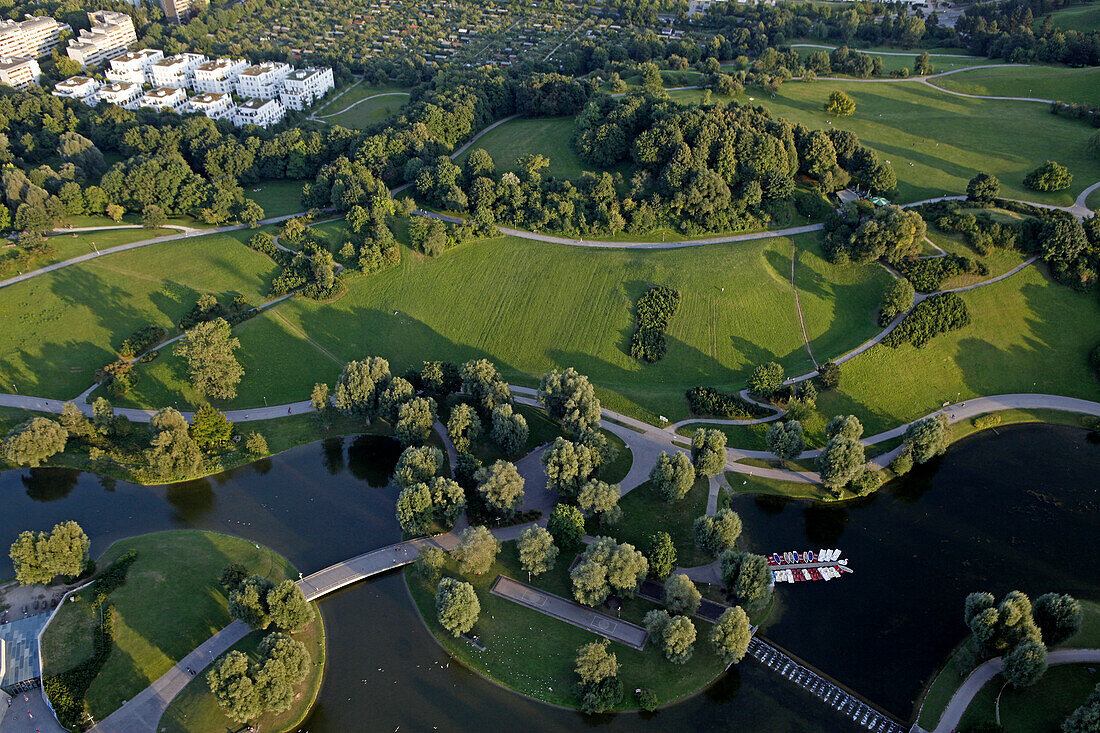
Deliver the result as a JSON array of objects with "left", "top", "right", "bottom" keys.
[
  {"left": 896, "top": 254, "right": 988, "bottom": 292},
  {"left": 118, "top": 325, "right": 166, "bottom": 358},
  {"left": 630, "top": 286, "right": 682, "bottom": 363},
  {"left": 685, "top": 387, "right": 773, "bottom": 419},
  {"left": 882, "top": 292, "right": 971, "bottom": 348}
]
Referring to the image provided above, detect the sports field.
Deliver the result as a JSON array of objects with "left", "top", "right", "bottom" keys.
[
  {"left": 457, "top": 117, "right": 596, "bottom": 179},
  {"left": 119, "top": 231, "right": 888, "bottom": 421},
  {"left": 930, "top": 64, "right": 1100, "bottom": 105},
  {"left": 0, "top": 232, "right": 280, "bottom": 399},
  {"left": 670, "top": 79, "right": 1100, "bottom": 206},
  {"left": 815, "top": 263, "right": 1100, "bottom": 437}
]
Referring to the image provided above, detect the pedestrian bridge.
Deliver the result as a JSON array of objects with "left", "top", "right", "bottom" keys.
[{"left": 297, "top": 536, "right": 456, "bottom": 602}]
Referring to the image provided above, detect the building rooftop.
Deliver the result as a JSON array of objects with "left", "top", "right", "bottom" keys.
[
  {"left": 0, "top": 56, "right": 36, "bottom": 71},
  {"left": 286, "top": 68, "right": 323, "bottom": 81},
  {"left": 145, "top": 86, "right": 182, "bottom": 98},
  {"left": 113, "top": 49, "right": 162, "bottom": 63},
  {"left": 237, "top": 97, "right": 273, "bottom": 110},
  {"left": 100, "top": 81, "right": 137, "bottom": 92},
  {"left": 196, "top": 58, "right": 241, "bottom": 72},
  {"left": 190, "top": 92, "right": 227, "bottom": 104},
  {"left": 55, "top": 75, "right": 95, "bottom": 88}
]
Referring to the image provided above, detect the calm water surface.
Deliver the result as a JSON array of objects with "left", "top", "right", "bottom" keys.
[{"left": 0, "top": 424, "right": 1096, "bottom": 730}]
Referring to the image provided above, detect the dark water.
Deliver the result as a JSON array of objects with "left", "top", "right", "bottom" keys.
[{"left": 0, "top": 425, "right": 1095, "bottom": 731}]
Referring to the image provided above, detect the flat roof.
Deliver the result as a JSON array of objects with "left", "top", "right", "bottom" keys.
[
  {"left": 100, "top": 81, "right": 137, "bottom": 92},
  {"left": 145, "top": 86, "right": 183, "bottom": 97},
  {"left": 190, "top": 92, "right": 227, "bottom": 103},
  {"left": 56, "top": 76, "right": 95, "bottom": 87},
  {"left": 237, "top": 97, "right": 274, "bottom": 109}
]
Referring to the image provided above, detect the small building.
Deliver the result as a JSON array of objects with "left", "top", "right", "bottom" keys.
[
  {"left": 105, "top": 48, "right": 164, "bottom": 85},
  {"left": 235, "top": 61, "right": 291, "bottom": 100},
  {"left": 149, "top": 52, "right": 206, "bottom": 88},
  {"left": 0, "top": 56, "right": 40, "bottom": 89},
  {"left": 233, "top": 97, "right": 285, "bottom": 127},
  {"left": 192, "top": 58, "right": 248, "bottom": 94},
  {"left": 138, "top": 85, "right": 187, "bottom": 111},
  {"left": 278, "top": 66, "right": 334, "bottom": 110},
  {"left": 187, "top": 91, "right": 233, "bottom": 120},
  {"left": 95, "top": 80, "right": 142, "bottom": 109},
  {"left": 51, "top": 75, "right": 101, "bottom": 104}
]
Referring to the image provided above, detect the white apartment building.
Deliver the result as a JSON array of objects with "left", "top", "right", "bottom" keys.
[
  {"left": 139, "top": 85, "right": 188, "bottom": 111},
  {"left": 235, "top": 61, "right": 291, "bottom": 100},
  {"left": 0, "top": 16, "right": 69, "bottom": 59},
  {"left": 192, "top": 58, "right": 248, "bottom": 94},
  {"left": 279, "top": 66, "right": 334, "bottom": 110},
  {"left": 0, "top": 56, "right": 41, "bottom": 89},
  {"left": 95, "top": 81, "right": 142, "bottom": 109},
  {"left": 66, "top": 11, "right": 137, "bottom": 68},
  {"left": 187, "top": 91, "right": 233, "bottom": 120},
  {"left": 233, "top": 97, "right": 285, "bottom": 128},
  {"left": 105, "top": 48, "right": 164, "bottom": 85},
  {"left": 150, "top": 52, "right": 207, "bottom": 88},
  {"left": 52, "top": 75, "right": 101, "bottom": 104}
]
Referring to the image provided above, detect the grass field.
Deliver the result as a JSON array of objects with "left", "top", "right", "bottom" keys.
[
  {"left": 456, "top": 117, "right": 596, "bottom": 180},
  {"left": 815, "top": 262, "right": 1100, "bottom": 438},
  {"left": 119, "top": 230, "right": 888, "bottom": 423},
  {"left": 1, "top": 228, "right": 175, "bottom": 277},
  {"left": 313, "top": 83, "right": 412, "bottom": 128},
  {"left": 672, "top": 80, "right": 1100, "bottom": 206},
  {"left": 1045, "top": 3, "right": 1100, "bottom": 33},
  {"left": 40, "top": 530, "right": 302, "bottom": 722},
  {"left": 931, "top": 64, "right": 1100, "bottom": 105},
  {"left": 405, "top": 540, "right": 729, "bottom": 710},
  {"left": 244, "top": 180, "right": 307, "bottom": 219},
  {"left": 314, "top": 83, "right": 411, "bottom": 116},
  {"left": 609, "top": 477, "right": 714, "bottom": 568},
  {"left": 789, "top": 48, "right": 1000, "bottom": 76},
  {"left": 0, "top": 231, "right": 280, "bottom": 400},
  {"left": 158, "top": 618, "right": 325, "bottom": 733}
]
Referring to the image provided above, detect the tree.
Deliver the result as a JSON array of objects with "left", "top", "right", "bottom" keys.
[
  {"left": 824, "top": 90, "right": 856, "bottom": 116},
  {"left": 207, "top": 651, "right": 263, "bottom": 723},
  {"left": 3, "top": 417, "right": 67, "bottom": 467},
  {"left": 1063, "top": 683, "right": 1100, "bottom": 732},
  {"left": 333, "top": 357, "right": 392, "bottom": 420},
  {"left": 428, "top": 476, "right": 465, "bottom": 527},
  {"left": 826, "top": 414, "right": 863, "bottom": 441},
  {"left": 310, "top": 382, "right": 330, "bottom": 416},
  {"left": 967, "top": 590, "right": 1043, "bottom": 657},
  {"left": 267, "top": 579, "right": 312, "bottom": 632},
  {"left": 664, "top": 573, "right": 701, "bottom": 616},
  {"left": 691, "top": 428, "right": 727, "bottom": 477},
  {"left": 721, "top": 551, "right": 772, "bottom": 606},
  {"left": 575, "top": 638, "right": 618, "bottom": 685},
  {"left": 645, "top": 610, "right": 696, "bottom": 664},
  {"left": 189, "top": 405, "right": 233, "bottom": 450},
  {"left": 490, "top": 404, "right": 528, "bottom": 457},
  {"left": 766, "top": 420, "right": 805, "bottom": 462},
  {"left": 911, "top": 51, "right": 934, "bottom": 76},
  {"left": 256, "top": 632, "right": 310, "bottom": 689},
  {"left": 446, "top": 403, "right": 481, "bottom": 453},
  {"left": 817, "top": 433, "right": 866, "bottom": 490},
  {"left": 818, "top": 361, "right": 841, "bottom": 390},
  {"left": 517, "top": 526, "right": 558, "bottom": 579},
  {"left": 9, "top": 520, "right": 89, "bottom": 585},
  {"left": 967, "top": 172, "right": 999, "bottom": 204},
  {"left": 174, "top": 318, "right": 244, "bottom": 400},
  {"left": 541, "top": 437, "right": 600, "bottom": 500},
  {"left": 651, "top": 451, "right": 695, "bottom": 501},
  {"left": 904, "top": 414, "right": 949, "bottom": 464},
  {"left": 474, "top": 460, "right": 524, "bottom": 516},
  {"left": 228, "top": 575, "right": 276, "bottom": 629},
  {"left": 435, "top": 577, "right": 480, "bottom": 636},
  {"left": 547, "top": 503, "right": 585, "bottom": 550},
  {"left": 415, "top": 546, "right": 446, "bottom": 584},
  {"left": 648, "top": 531, "right": 677, "bottom": 581},
  {"left": 879, "top": 278, "right": 915, "bottom": 326},
  {"left": 59, "top": 402, "right": 92, "bottom": 439},
  {"left": 149, "top": 413, "right": 204, "bottom": 478},
  {"left": 1003, "top": 640, "right": 1048, "bottom": 688},
  {"left": 221, "top": 563, "right": 249, "bottom": 592},
  {"left": 1039, "top": 215, "right": 1088, "bottom": 267},
  {"left": 420, "top": 361, "right": 461, "bottom": 402},
  {"left": 460, "top": 359, "right": 512, "bottom": 417},
  {"left": 142, "top": 204, "right": 167, "bottom": 229},
  {"left": 105, "top": 203, "right": 125, "bottom": 222},
  {"left": 1024, "top": 160, "right": 1072, "bottom": 192},
  {"left": 393, "top": 445, "right": 443, "bottom": 489},
  {"left": 578, "top": 479, "right": 622, "bottom": 525},
  {"left": 1033, "top": 593, "right": 1082, "bottom": 646},
  {"left": 396, "top": 482, "right": 434, "bottom": 534},
  {"left": 454, "top": 525, "right": 501, "bottom": 575},
  {"left": 395, "top": 396, "right": 437, "bottom": 446},
  {"left": 537, "top": 367, "right": 601, "bottom": 437},
  {"left": 572, "top": 537, "right": 648, "bottom": 606},
  {"left": 245, "top": 432, "right": 268, "bottom": 457},
  {"left": 694, "top": 508, "right": 742, "bottom": 556},
  {"left": 377, "top": 377, "right": 416, "bottom": 422},
  {"left": 711, "top": 606, "right": 751, "bottom": 664},
  {"left": 748, "top": 362, "right": 785, "bottom": 398}
]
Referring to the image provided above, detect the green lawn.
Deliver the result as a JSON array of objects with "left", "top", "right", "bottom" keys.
[
  {"left": 816, "top": 263, "right": 1100, "bottom": 443},
  {"left": 674, "top": 80, "right": 1100, "bottom": 206},
  {"left": 244, "top": 180, "right": 307, "bottom": 219},
  {"left": 313, "top": 83, "right": 411, "bottom": 116},
  {"left": 1045, "top": 3, "right": 1100, "bottom": 33},
  {"left": 0, "top": 231, "right": 280, "bottom": 400},
  {"left": 457, "top": 117, "right": 595, "bottom": 180},
  {"left": 158, "top": 617, "right": 325, "bottom": 733},
  {"left": 120, "top": 230, "right": 887, "bottom": 423},
  {"left": 1, "top": 228, "right": 174, "bottom": 277},
  {"left": 40, "top": 530, "right": 302, "bottom": 722},
  {"left": 931, "top": 64, "right": 1100, "bottom": 106},
  {"left": 322, "top": 91, "right": 411, "bottom": 129},
  {"left": 609, "top": 477, "right": 714, "bottom": 568},
  {"left": 405, "top": 540, "right": 729, "bottom": 710}
]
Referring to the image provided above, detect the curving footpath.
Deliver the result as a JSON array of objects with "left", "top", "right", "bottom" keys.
[
  {"left": 931, "top": 648, "right": 1100, "bottom": 733},
  {"left": 313, "top": 90, "right": 411, "bottom": 120}
]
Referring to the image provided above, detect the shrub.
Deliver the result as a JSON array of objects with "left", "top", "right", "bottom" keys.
[
  {"left": 245, "top": 432, "right": 268, "bottom": 457},
  {"left": 824, "top": 90, "right": 856, "bottom": 116},
  {"left": 629, "top": 286, "right": 681, "bottom": 363},
  {"left": 685, "top": 387, "right": 771, "bottom": 418},
  {"left": 1023, "top": 160, "right": 1072, "bottom": 192},
  {"left": 883, "top": 293, "right": 971, "bottom": 348},
  {"left": 850, "top": 469, "right": 884, "bottom": 496},
  {"left": 817, "top": 361, "right": 841, "bottom": 390},
  {"left": 889, "top": 447, "right": 913, "bottom": 476},
  {"left": 118, "top": 325, "right": 166, "bottom": 358},
  {"left": 636, "top": 688, "right": 658, "bottom": 711},
  {"left": 973, "top": 414, "right": 1002, "bottom": 430}
]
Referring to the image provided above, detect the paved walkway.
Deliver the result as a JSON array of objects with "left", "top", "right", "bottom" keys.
[
  {"left": 931, "top": 648, "right": 1100, "bottom": 733},
  {"left": 490, "top": 576, "right": 648, "bottom": 650}
]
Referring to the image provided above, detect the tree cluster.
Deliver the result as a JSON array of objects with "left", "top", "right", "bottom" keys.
[
  {"left": 630, "top": 285, "right": 682, "bottom": 363},
  {"left": 9, "top": 520, "right": 89, "bottom": 586},
  {"left": 571, "top": 536, "right": 648, "bottom": 607},
  {"left": 207, "top": 632, "right": 311, "bottom": 723}
]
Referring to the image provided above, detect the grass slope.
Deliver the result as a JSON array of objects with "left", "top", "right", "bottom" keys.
[
  {"left": 323, "top": 91, "right": 411, "bottom": 129},
  {"left": 457, "top": 117, "right": 596, "bottom": 180},
  {"left": 0, "top": 231, "right": 280, "bottom": 400},
  {"left": 40, "top": 530, "right": 300, "bottom": 722},
  {"left": 931, "top": 64, "right": 1100, "bottom": 106},
  {"left": 1046, "top": 3, "right": 1100, "bottom": 33},
  {"left": 122, "top": 231, "right": 888, "bottom": 422}
]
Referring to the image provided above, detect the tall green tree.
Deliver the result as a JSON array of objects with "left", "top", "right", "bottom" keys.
[
  {"left": 490, "top": 403, "right": 528, "bottom": 457},
  {"left": 710, "top": 606, "right": 751, "bottom": 664},
  {"left": 173, "top": 318, "right": 244, "bottom": 400},
  {"left": 650, "top": 451, "right": 695, "bottom": 501},
  {"left": 647, "top": 531, "right": 677, "bottom": 581},
  {"left": 541, "top": 437, "right": 600, "bottom": 500},
  {"left": 454, "top": 525, "right": 501, "bottom": 575},
  {"left": 474, "top": 460, "right": 525, "bottom": 517},
  {"left": 547, "top": 503, "right": 585, "bottom": 551},
  {"left": 694, "top": 508, "right": 742, "bottom": 556},
  {"left": 435, "top": 577, "right": 480, "bottom": 636},
  {"left": 664, "top": 573, "right": 701, "bottom": 616},
  {"left": 446, "top": 403, "right": 481, "bottom": 453},
  {"left": 517, "top": 526, "right": 558, "bottom": 579},
  {"left": 333, "top": 357, "right": 392, "bottom": 420},
  {"left": 393, "top": 445, "right": 443, "bottom": 489},
  {"left": 577, "top": 479, "right": 622, "bottom": 525},
  {"left": 691, "top": 428, "right": 727, "bottom": 477},
  {"left": 766, "top": 420, "right": 805, "bottom": 462},
  {"left": 267, "top": 579, "right": 313, "bottom": 633},
  {"left": 537, "top": 367, "right": 602, "bottom": 437},
  {"left": 9, "top": 520, "right": 89, "bottom": 585},
  {"left": 3, "top": 417, "right": 67, "bottom": 467}
]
